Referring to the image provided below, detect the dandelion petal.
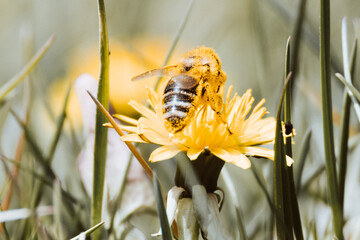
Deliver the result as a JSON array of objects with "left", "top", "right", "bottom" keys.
[
  {"left": 211, "top": 148, "right": 251, "bottom": 169},
  {"left": 187, "top": 148, "right": 203, "bottom": 160},
  {"left": 241, "top": 146, "right": 294, "bottom": 166},
  {"left": 150, "top": 146, "right": 181, "bottom": 162}
]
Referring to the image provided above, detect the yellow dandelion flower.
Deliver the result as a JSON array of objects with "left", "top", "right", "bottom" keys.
[{"left": 115, "top": 86, "right": 294, "bottom": 169}]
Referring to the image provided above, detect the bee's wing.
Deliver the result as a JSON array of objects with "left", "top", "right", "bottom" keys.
[{"left": 131, "top": 65, "right": 178, "bottom": 81}]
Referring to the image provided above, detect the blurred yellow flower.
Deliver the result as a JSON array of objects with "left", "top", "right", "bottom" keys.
[
  {"left": 49, "top": 38, "right": 182, "bottom": 128},
  {"left": 115, "top": 86, "right": 294, "bottom": 169}
]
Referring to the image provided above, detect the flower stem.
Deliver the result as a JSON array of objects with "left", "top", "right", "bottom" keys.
[
  {"left": 175, "top": 151, "right": 225, "bottom": 195},
  {"left": 92, "top": 0, "right": 110, "bottom": 238}
]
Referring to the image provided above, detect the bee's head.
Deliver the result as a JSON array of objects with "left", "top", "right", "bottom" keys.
[{"left": 181, "top": 47, "right": 224, "bottom": 79}]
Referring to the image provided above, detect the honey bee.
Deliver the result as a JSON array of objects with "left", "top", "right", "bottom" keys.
[{"left": 132, "top": 46, "right": 228, "bottom": 133}]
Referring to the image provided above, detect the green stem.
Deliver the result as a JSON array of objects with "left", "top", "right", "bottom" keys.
[
  {"left": 92, "top": 0, "right": 110, "bottom": 238},
  {"left": 319, "top": 0, "right": 343, "bottom": 238},
  {"left": 175, "top": 151, "right": 224, "bottom": 195},
  {"left": 153, "top": 173, "right": 173, "bottom": 239}
]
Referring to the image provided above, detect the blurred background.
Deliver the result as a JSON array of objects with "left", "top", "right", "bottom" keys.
[{"left": 1, "top": 0, "right": 360, "bottom": 239}]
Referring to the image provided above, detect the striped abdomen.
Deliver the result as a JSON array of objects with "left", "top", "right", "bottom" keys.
[{"left": 162, "top": 74, "right": 199, "bottom": 133}]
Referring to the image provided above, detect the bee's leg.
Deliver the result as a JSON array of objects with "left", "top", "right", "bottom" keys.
[
  {"left": 216, "top": 113, "right": 233, "bottom": 135},
  {"left": 204, "top": 83, "right": 233, "bottom": 135}
]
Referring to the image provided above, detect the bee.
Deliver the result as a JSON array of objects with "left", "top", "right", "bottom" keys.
[{"left": 132, "top": 46, "right": 228, "bottom": 134}]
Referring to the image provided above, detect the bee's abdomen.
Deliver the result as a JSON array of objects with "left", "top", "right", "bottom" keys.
[
  {"left": 162, "top": 90, "right": 196, "bottom": 132},
  {"left": 163, "top": 90, "right": 195, "bottom": 118},
  {"left": 162, "top": 75, "right": 199, "bottom": 132}
]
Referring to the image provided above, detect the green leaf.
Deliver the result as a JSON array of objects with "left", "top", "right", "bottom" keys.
[
  {"left": 92, "top": 0, "right": 110, "bottom": 239},
  {"left": 273, "top": 72, "right": 292, "bottom": 240},
  {"left": 319, "top": 0, "right": 343, "bottom": 238},
  {"left": 0, "top": 35, "right": 55, "bottom": 102},
  {"left": 282, "top": 39, "right": 295, "bottom": 240},
  {"left": 284, "top": 37, "right": 292, "bottom": 124}
]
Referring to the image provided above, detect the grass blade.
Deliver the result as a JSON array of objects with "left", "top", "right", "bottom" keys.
[
  {"left": 70, "top": 222, "right": 105, "bottom": 240},
  {"left": 47, "top": 83, "right": 71, "bottom": 162},
  {"left": 319, "top": 0, "right": 343, "bottom": 238},
  {"left": 299, "top": 165, "right": 325, "bottom": 194},
  {"left": 284, "top": 37, "right": 303, "bottom": 240},
  {"left": 153, "top": 172, "right": 173, "bottom": 239},
  {"left": 0, "top": 36, "right": 34, "bottom": 218},
  {"left": 0, "top": 35, "right": 55, "bottom": 102},
  {"left": 284, "top": 37, "right": 292, "bottom": 124},
  {"left": 221, "top": 167, "right": 247, "bottom": 239},
  {"left": 0, "top": 30, "right": 36, "bottom": 223},
  {"left": 261, "top": 0, "right": 342, "bottom": 76},
  {"left": 335, "top": 73, "right": 360, "bottom": 103},
  {"left": 53, "top": 180, "right": 64, "bottom": 240},
  {"left": 274, "top": 118, "right": 286, "bottom": 239},
  {"left": 0, "top": 206, "right": 53, "bottom": 223},
  {"left": 339, "top": 23, "right": 358, "bottom": 213},
  {"left": 295, "top": 128, "right": 312, "bottom": 193},
  {"left": 154, "top": 0, "right": 195, "bottom": 90},
  {"left": 3, "top": 157, "right": 80, "bottom": 207},
  {"left": 250, "top": 161, "right": 276, "bottom": 215},
  {"left": 92, "top": 0, "right": 110, "bottom": 238},
  {"left": 289, "top": 0, "right": 307, "bottom": 85},
  {"left": 341, "top": 18, "right": 360, "bottom": 120},
  {"left": 274, "top": 73, "right": 292, "bottom": 239},
  {"left": 107, "top": 154, "right": 133, "bottom": 235},
  {"left": 10, "top": 110, "right": 56, "bottom": 180},
  {"left": 0, "top": 218, "right": 10, "bottom": 240}
]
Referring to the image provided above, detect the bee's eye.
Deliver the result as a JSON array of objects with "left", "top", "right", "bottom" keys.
[{"left": 184, "top": 65, "right": 192, "bottom": 71}]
